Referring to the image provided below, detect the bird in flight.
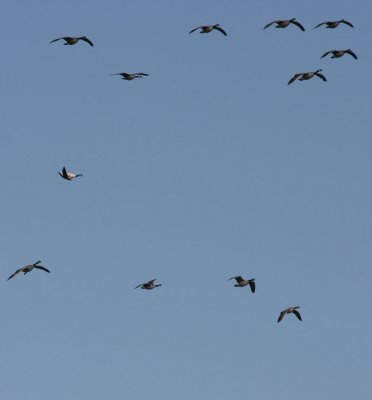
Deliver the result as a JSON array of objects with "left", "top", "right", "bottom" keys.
[
  {"left": 228, "top": 276, "right": 256, "bottom": 293},
  {"left": 7, "top": 261, "right": 50, "bottom": 281},
  {"left": 135, "top": 279, "right": 162, "bottom": 290},
  {"left": 288, "top": 69, "right": 327, "bottom": 85},
  {"left": 110, "top": 72, "right": 149, "bottom": 81},
  {"left": 189, "top": 24, "right": 227, "bottom": 36},
  {"left": 50, "top": 36, "right": 94, "bottom": 47},
  {"left": 313, "top": 19, "right": 353, "bottom": 29},
  {"left": 277, "top": 306, "right": 302, "bottom": 323},
  {"left": 263, "top": 18, "right": 305, "bottom": 31},
  {"left": 321, "top": 49, "right": 358, "bottom": 60},
  {"left": 58, "top": 166, "right": 83, "bottom": 181}
]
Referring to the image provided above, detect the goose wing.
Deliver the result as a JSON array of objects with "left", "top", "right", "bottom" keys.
[
  {"left": 290, "top": 20, "right": 305, "bottom": 31},
  {"left": 49, "top": 37, "right": 67, "bottom": 44},
  {"left": 321, "top": 50, "right": 333, "bottom": 59},
  {"left": 277, "top": 310, "right": 287, "bottom": 322},
  {"left": 62, "top": 167, "right": 69, "bottom": 179},
  {"left": 7, "top": 268, "right": 23, "bottom": 281},
  {"left": 340, "top": 19, "right": 353, "bottom": 28},
  {"left": 249, "top": 280, "right": 256, "bottom": 293},
  {"left": 34, "top": 265, "right": 51, "bottom": 274},
  {"left": 134, "top": 73, "right": 149, "bottom": 76},
  {"left": 346, "top": 49, "right": 358, "bottom": 59},
  {"left": 148, "top": 279, "right": 157, "bottom": 285},
  {"left": 228, "top": 276, "right": 243, "bottom": 282},
  {"left": 214, "top": 26, "right": 227, "bottom": 36},
  {"left": 288, "top": 73, "right": 301, "bottom": 85},
  {"left": 313, "top": 22, "right": 326, "bottom": 29},
  {"left": 134, "top": 283, "right": 144, "bottom": 289},
  {"left": 293, "top": 309, "right": 302, "bottom": 321},
  {"left": 315, "top": 71, "right": 327, "bottom": 81},
  {"left": 81, "top": 36, "right": 94, "bottom": 47},
  {"left": 189, "top": 26, "right": 202, "bottom": 34},
  {"left": 263, "top": 20, "right": 278, "bottom": 29}
]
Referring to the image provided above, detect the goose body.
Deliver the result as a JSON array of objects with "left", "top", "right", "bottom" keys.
[
  {"left": 314, "top": 19, "right": 353, "bottom": 29},
  {"left": 321, "top": 49, "right": 357, "bottom": 59},
  {"left": 111, "top": 72, "right": 149, "bottom": 81},
  {"left": 135, "top": 279, "right": 162, "bottom": 290},
  {"left": 228, "top": 276, "right": 255, "bottom": 293},
  {"left": 58, "top": 167, "right": 83, "bottom": 181},
  {"left": 264, "top": 18, "right": 305, "bottom": 31},
  {"left": 50, "top": 36, "right": 94, "bottom": 47},
  {"left": 288, "top": 69, "right": 327, "bottom": 85},
  {"left": 189, "top": 24, "right": 227, "bottom": 36},
  {"left": 277, "top": 306, "right": 302, "bottom": 322},
  {"left": 7, "top": 261, "right": 50, "bottom": 281}
]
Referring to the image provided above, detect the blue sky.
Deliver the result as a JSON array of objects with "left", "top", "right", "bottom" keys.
[{"left": 1, "top": 1, "right": 371, "bottom": 399}]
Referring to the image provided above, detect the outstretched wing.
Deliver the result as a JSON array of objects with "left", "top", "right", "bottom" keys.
[
  {"left": 290, "top": 20, "right": 305, "bottom": 31},
  {"left": 315, "top": 72, "right": 327, "bottom": 82},
  {"left": 134, "top": 283, "right": 144, "bottom": 289},
  {"left": 81, "top": 36, "right": 94, "bottom": 47},
  {"left": 287, "top": 73, "right": 301, "bottom": 85},
  {"left": 189, "top": 26, "right": 202, "bottom": 34},
  {"left": 249, "top": 280, "right": 256, "bottom": 293},
  {"left": 228, "top": 276, "right": 242, "bottom": 282},
  {"left": 7, "top": 268, "right": 23, "bottom": 281},
  {"left": 321, "top": 50, "right": 333, "bottom": 59},
  {"left": 277, "top": 310, "right": 286, "bottom": 323},
  {"left": 293, "top": 310, "right": 302, "bottom": 321},
  {"left": 135, "top": 73, "right": 149, "bottom": 77},
  {"left": 148, "top": 279, "right": 157, "bottom": 285},
  {"left": 340, "top": 19, "right": 353, "bottom": 28},
  {"left": 62, "top": 167, "right": 69, "bottom": 179},
  {"left": 346, "top": 49, "right": 358, "bottom": 59},
  {"left": 214, "top": 26, "right": 227, "bottom": 36},
  {"left": 313, "top": 22, "right": 326, "bottom": 29},
  {"left": 263, "top": 20, "right": 278, "bottom": 29},
  {"left": 34, "top": 265, "right": 51, "bottom": 274},
  {"left": 49, "top": 37, "right": 65, "bottom": 44}
]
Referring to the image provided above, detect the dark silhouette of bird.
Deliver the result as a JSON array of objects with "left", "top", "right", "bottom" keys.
[
  {"left": 135, "top": 279, "right": 162, "bottom": 290},
  {"left": 110, "top": 72, "right": 149, "bottom": 81},
  {"left": 264, "top": 18, "right": 305, "bottom": 31},
  {"left": 277, "top": 306, "right": 302, "bottom": 322},
  {"left": 49, "top": 36, "right": 94, "bottom": 47},
  {"left": 314, "top": 19, "right": 353, "bottom": 29},
  {"left": 321, "top": 49, "right": 358, "bottom": 60},
  {"left": 228, "top": 276, "right": 255, "bottom": 293},
  {"left": 58, "top": 166, "right": 83, "bottom": 181},
  {"left": 189, "top": 24, "right": 227, "bottom": 36},
  {"left": 288, "top": 69, "right": 327, "bottom": 85},
  {"left": 7, "top": 261, "right": 50, "bottom": 281}
]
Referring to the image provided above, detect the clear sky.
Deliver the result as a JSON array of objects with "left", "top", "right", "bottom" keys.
[{"left": 1, "top": 1, "right": 371, "bottom": 399}]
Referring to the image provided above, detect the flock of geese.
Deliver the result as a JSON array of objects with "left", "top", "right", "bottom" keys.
[{"left": 8, "top": 16, "right": 356, "bottom": 326}]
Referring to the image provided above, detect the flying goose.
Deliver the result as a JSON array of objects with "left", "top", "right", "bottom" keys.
[
  {"left": 135, "top": 279, "right": 162, "bottom": 290},
  {"left": 49, "top": 36, "right": 94, "bottom": 47},
  {"left": 189, "top": 24, "right": 227, "bottom": 36},
  {"left": 228, "top": 276, "right": 255, "bottom": 293},
  {"left": 58, "top": 166, "right": 83, "bottom": 181},
  {"left": 288, "top": 69, "right": 327, "bottom": 85},
  {"left": 321, "top": 49, "right": 358, "bottom": 59},
  {"left": 264, "top": 18, "right": 305, "bottom": 31},
  {"left": 277, "top": 306, "right": 302, "bottom": 323},
  {"left": 110, "top": 72, "right": 149, "bottom": 81},
  {"left": 314, "top": 19, "right": 353, "bottom": 29},
  {"left": 7, "top": 261, "right": 50, "bottom": 281}
]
